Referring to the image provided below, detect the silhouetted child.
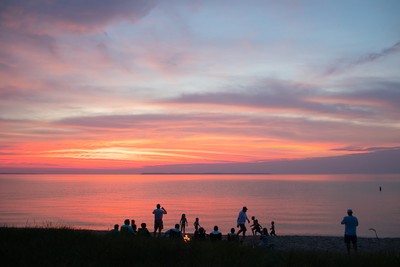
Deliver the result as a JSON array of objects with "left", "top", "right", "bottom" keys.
[
  {"left": 180, "top": 214, "right": 188, "bottom": 234},
  {"left": 137, "top": 222, "right": 151, "bottom": 237},
  {"left": 227, "top": 228, "right": 239, "bottom": 242},
  {"left": 194, "top": 217, "right": 201, "bottom": 233},
  {"left": 251, "top": 219, "right": 262, "bottom": 236},
  {"left": 250, "top": 216, "right": 256, "bottom": 235},
  {"left": 259, "top": 228, "right": 273, "bottom": 248},
  {"left": 270, "top": 221, "right": 277, "bottom": 236},
  {"left": 112, "top": 224, "right": 119, "bottom": 231},
  {"left": 110, "top": 224, "right": 119, "bottom": 236},
  {"left": 131, "top": 219, "right": 137, "bottom": 233},
  {"left": 193, "top": 227, "right": 206, "bottom": 240}
]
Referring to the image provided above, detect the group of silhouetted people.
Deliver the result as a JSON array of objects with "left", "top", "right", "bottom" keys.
[
  {"left": 110, "top": 204, "right": 358, "bottom": 253},
  {"left": 236, "top": 206, "right": 276, "bottom": 239},
  {"left": 111, "top": 219, "right": 151, "bottom": 238},
  {"left": 110, "top": 204, "right": 277, "bottom": 249}
]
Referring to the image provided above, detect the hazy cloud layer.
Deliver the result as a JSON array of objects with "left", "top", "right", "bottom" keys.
[
  {"left": 0, "top": 0, "right": 157, "bottom": 34},
  {"left": 168, "top": 78, "right": 400, "bottom": 119},
  {"left": 331, "top": 146, "right": 400, "bottom": 152}
]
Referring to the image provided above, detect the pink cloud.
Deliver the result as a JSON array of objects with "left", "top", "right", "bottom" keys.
[{"left": 0, "top": 0, "right": 157, "bottom": 34}]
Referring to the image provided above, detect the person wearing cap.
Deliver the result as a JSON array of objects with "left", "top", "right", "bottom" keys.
[
  {"left": 341, "top": 209, "right": 359, "bottom": 254},
  {"left": 237, "top": 206, "right": 250, "bottom": 239}
]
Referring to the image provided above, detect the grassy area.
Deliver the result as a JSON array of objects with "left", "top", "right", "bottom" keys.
[{"left": 1, "top": 227, "right": 399, "bottom": 267}]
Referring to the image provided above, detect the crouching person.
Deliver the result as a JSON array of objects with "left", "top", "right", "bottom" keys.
[{"left": 165, "top": 224, "right": 183, "bottom": 240}]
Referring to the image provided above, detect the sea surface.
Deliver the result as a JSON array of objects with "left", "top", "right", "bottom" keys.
[{"left": 0, "top": 174, "right": 399, "bottom": 237}]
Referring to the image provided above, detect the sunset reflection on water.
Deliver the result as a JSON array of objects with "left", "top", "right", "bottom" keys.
[{"left": 0, "top": 174, "right": 399, "bottom": 238}]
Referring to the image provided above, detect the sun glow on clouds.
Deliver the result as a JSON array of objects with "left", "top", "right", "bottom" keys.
[
  {"left": 1, "top": 0, "right": 400, "bottom": 172},
  {"left": 46, "top": 148, "right": 210, "bottom": 161}
]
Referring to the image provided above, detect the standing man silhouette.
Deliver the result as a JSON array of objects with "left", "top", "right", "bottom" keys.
[
  {"left": 237, "top": 206, "right": 250, "bottom": 239},
  {"left": 153, "top": 204, "right": 167, "bottom": 237},
  {"left": 341, "top": 209, "right": 359, "bottom": 254}
]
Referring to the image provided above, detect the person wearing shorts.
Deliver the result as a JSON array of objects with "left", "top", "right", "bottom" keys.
[
  {"left": 237, "top": 206, "right": 250, "bottom": 239},
  {"left": 341, "top": 209, "right": 359, "bottom": 254},
  {"left": 153, "top": 204, "right": 167, "bottom": 237}
]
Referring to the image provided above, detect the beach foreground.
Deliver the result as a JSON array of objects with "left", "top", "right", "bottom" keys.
[
  {"left": 1, "top": 227, "right": 399, "bottom": 267},
  {"left": 243, "top": 235, "right": 400, "bottom": 253}
]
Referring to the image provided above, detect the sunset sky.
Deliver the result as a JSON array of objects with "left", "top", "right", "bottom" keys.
[{"left": 1, "top": 0, "right": 400, "bottom": 172}]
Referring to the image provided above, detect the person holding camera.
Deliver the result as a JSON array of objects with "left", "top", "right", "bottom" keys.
[{"left": 153, "top": 204, "right": 167, "bottom": 237}]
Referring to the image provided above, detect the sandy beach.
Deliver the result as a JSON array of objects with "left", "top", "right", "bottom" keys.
[
  {"left": 238, "top": 235, "right": 400, "bottom": 253},
  {"left": 97, "top": 230, "right": 400, "bottom": 253}
]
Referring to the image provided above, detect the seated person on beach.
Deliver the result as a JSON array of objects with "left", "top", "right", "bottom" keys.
[
  {"left": 137, "top": 223, "right": 151, "bottom": 237},
  {"left": 120, "top": 219, "right": 134, "bottom": 235},
  {"left": 209, "top": 225, "right": 222, "bottom": 241},
  {"left": 164, "top": 224, "right": 183, "bottom": 239},
  {"left": 270, "top": 221, "right": 277, "bottom": 236},
  {"left": 131, "top": 219, "right": 137, "bottom": 233},
  {"left": 258, "top": 228, "right": 273, "bottom": 249},
  {"left": 110, "top": 224, "right": 119, "bottom": 235},
  {"left": 227, "top": 228, "right": 239, "bottom": 242},
  {"left": 251, "top": 219, "right": 262, "bottom": 236},
  {"left": 193, "top": 227, "right": 206, "bottom": 240}
]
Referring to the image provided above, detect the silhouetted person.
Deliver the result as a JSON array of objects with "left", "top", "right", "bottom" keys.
[
  {"left": 193, "top": 217, "right": 201, "bottom": 233},
  {"left": 250, "top": 216, "right": 256, "bottom": 235},
  {"left": 137, "top": 222, "right": 151, "bottom": 237},
  {"left": 237, "top": 206, "right": 250, "bottom": 239},
  {"left": 120, "top": 219, "right": 134, "bottom": 235},
  {"left": 341, "top": 209, "right": 359, "bottom": 254},
  {"left": 258, "top": 228, "right": 273, "bottom": 249},
  {"left": 193, "top": 227, "right": 206, "bottom": 240},
  {"left": 131, "top": 219, "right": 137, "bottom": 233},
  {"left": 110, "top": 224, "right": 119, "bottom": 236},
  {"left": 165, "top": 223, "right": 183, "bottom": 239},
  {"left": 153, "top": 204, "right": 167, "bottom": 237},
  {"left": 251, "top": 219, "right": 262, "bottom": 236},
  {"left": 112, "top": 224, "right": 119, "bottom": 232},
  {"left": 270, "top": 221, "right": 277, "bottom": 236},
  {"left": 227, "top": 228, "right": 239, "bottom": 242},
  {"left": 209, "top": 225, "right": 222, "bottom": 241},
  {"left": 180, "top": 214, "right": 188, "bottom": 234}
]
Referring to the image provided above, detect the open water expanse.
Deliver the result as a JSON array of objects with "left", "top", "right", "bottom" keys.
[{"left": 0, "top": 174, "right": 399, "bottom": 237}]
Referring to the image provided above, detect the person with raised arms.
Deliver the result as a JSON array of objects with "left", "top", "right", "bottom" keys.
[{"left": 153, "top": 204, "right": 167, "bottom": 237}]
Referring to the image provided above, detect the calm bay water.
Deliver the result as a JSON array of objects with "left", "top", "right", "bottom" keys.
[{"left": 0, "top": 174, "right": 399, "bottom": 237}]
